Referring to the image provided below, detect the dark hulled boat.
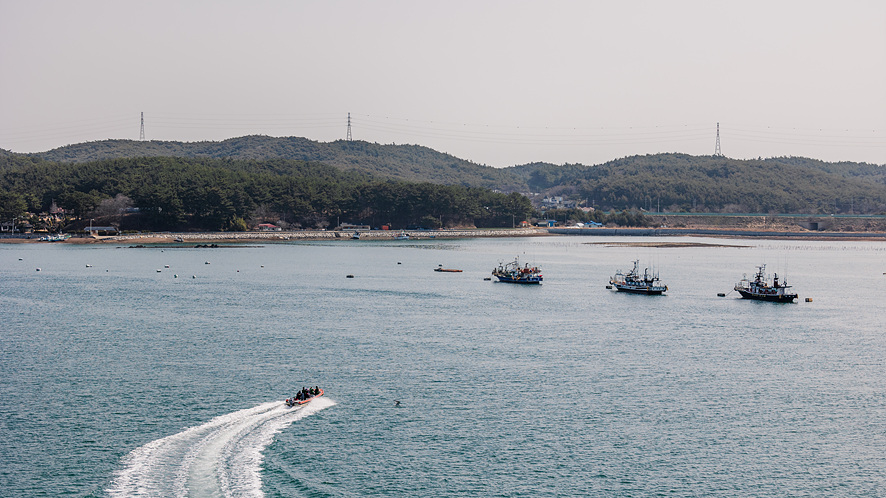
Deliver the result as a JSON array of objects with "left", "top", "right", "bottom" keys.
[
  {"left": 734, "top": 265, "right": 797, "bottom": 302},
  {"left": 609, "top": 260, "right": 667, "bottom": 295}
]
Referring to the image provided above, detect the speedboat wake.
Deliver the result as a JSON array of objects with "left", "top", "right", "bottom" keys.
[{"left": 107, "top": 397, "right": 334, "bottom": 498}]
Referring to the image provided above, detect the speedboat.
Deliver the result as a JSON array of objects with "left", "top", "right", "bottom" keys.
[{"left": 285, "top": 388, "right": 324, "bottom": 406}]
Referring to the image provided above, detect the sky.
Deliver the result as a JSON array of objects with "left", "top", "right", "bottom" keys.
[{"left": 1, "top": 0, "right": 885, "bottom": 167}]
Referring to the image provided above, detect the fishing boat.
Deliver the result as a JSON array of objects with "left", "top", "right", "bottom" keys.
[
  {"left": 39, "top": 233, "right": 70, "bottom": 242},
  {"left": 434, "top": 265, "right": 463, "bottom": 272},
  {"left": 492, "top": 257, "right": 542, "bottom": 284},
  {"left": 395, "top": 231, "right": 409, "bottom": 240},
  {"left": 609, "top": 260, "right": 667, "bottom": 295},
  {"left": 285, "top": 388, "right": 324, "bottom": 406},
  {"left": 351, "top": 231, "right": 361, "bottom": 239},
  {"left": 734, "top": 264, "right": 797, "bottom": 302}
]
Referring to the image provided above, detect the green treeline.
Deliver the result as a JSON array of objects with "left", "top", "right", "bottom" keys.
[
  {"left": 0, "top": 155, "right": 532, "bottom": 231},
  {"left": 29, "top": 135, "right": 523, "bottom": 191},
  {"left": 515, "top": 154, "right": 886, "bottom": 214},
  {"left": 4, "top": 138, "right": 885, "bottom": 226},
  {"left": 33, "top": 137, "right": 886, "bottom": 214}
]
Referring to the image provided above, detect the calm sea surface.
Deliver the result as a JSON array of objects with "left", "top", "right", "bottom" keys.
[{"left": 2, "top": 235, "right": 885, "bottom": 497}]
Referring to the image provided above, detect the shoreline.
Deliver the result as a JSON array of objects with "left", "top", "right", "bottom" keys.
[
  {"left": 3, "top": 226, "right": 886, "bottom": 244},
  {"left": 0, "top": 227, "right": 547, "bottom": 244},
  {"left": 548, "top": 227, "right": 886, "bottom": 240}
]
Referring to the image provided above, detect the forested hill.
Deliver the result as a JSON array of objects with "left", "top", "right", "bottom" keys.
[
  {"left": 508, "top": 154, "right": 886, "bottom": 214},
  {"left": 30, "top": 136, "right": 523, "bottom": 191},
  {"left": 16, "top": 136, "right": 886, "bottom": 214},
  {"left": 0, "top": 155, "right": 532, "bottom": 231}
]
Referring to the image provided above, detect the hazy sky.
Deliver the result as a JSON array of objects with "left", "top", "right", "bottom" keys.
[{"left": 2, "top": 1, "right": 884, "bottom": 167}]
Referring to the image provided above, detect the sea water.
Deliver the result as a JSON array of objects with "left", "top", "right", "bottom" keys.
[{"left": 1, "top": 236, "right": 885, "bottom": 497}]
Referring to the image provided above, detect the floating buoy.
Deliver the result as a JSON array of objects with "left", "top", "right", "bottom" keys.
[
  {"left": 156, "top": 269, "right": 162, "bottom": 272},
  {"left": 606, "top": 285, "right": 613, "bottom": 289},
  {"left": 106, "top": 269, "right": 109, "bottom": 272},
  {"left": 397, "top": 262, "right": 402, "bottom": 265},
  {"left": 36, "top": 268, "right": 41, "bottom": 271},
  {"left": 192, "top": 275, "right": 196, "bottom": 279},
  {"left": 205, "top": 261, "right": 210, "bottom": 265},
  {"left": 483, "top": 277, "right": 491, "bottom": 281},
  {"left": 86, "top": 264, "right": 92, "bottom": 267},
  {"left": 174, "top": 274, "right": 178, "bottom": 278},
  {"left": 19, "top": 258, "right": 23, "bottom": 261},
  {"left": 260, "top": 265, "right": 264, "bottom": 268},
  {"left": 165, "top": 265, "right": 170, "bottom": 268},
  {"left": 805, "top": 297, "right": 813, "bottom": 302},
  {"left": 346, "top": 274, "right": 355, "bottom": 278},
  {"left": 717, "top": 293, "right": 726, "bottom": 297}
]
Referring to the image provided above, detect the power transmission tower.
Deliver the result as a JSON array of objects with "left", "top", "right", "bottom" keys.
[
  {"left": 714, "top": 122, "right": 722, "bottom": 156},
  {"left": 346, "top": 112, "right": 352, "bottom": 141},
  {"left": 140, "top": 112, "right": 145, "bottom": 141}
]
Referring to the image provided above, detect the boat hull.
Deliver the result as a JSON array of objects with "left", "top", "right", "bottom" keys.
[
  {"left": 736, "top": 290, "right": 797, "bottom": 302},
  {"left": 613, "top": 284, "right": 666, "bottom": 295},
  {"left": 494, "top": 275, "right": 542, "bottom": 284}
]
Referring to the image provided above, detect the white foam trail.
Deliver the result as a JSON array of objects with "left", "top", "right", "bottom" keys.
[{"left": 108, "top": 397, "right": 335, "bottom": 498}]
